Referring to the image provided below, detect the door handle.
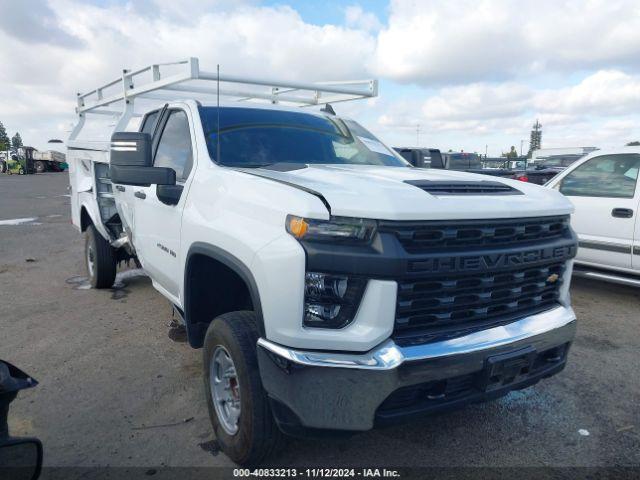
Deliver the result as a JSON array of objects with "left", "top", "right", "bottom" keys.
[
  {"left": 115, "top": 185, "right": 125, "bottom": 192},
  {"left": 134, "top": 191, "right": 146, "bottom": 200},
  {"left": 612, "top": 208, "right": 633, "bottom": 218}
]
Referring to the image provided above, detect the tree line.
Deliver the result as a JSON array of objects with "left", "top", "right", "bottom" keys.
[{"left": 0, "top": 120, "right": 23, "bottom": 151}]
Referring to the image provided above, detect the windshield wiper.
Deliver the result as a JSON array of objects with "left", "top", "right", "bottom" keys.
[
  {"left": 221, "top": 162, "right": 275, "bottom": 168},
  {"left": 226, "top": 162, "right": 309, "bottom": 172}
]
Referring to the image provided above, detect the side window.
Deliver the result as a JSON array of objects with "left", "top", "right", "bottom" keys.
[
  {"left": 333, "top": 141, "right": 359, "bottom": 161},
  {"left": 140, "top": 111, "right": 159, "bottom": 135},
  {"left": 154, "top": 110, "right": 193, "bottom": 181},
  {"left": 560, "top": 154, "right": 640, "bottom": 198}
]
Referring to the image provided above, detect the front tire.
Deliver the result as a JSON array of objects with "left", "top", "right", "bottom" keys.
[
  {"left": 85, "top": 225, "right": 117, "bottom": 288},
  {"left": 203, "top": 312, "right": 282, "bottom": 466}
]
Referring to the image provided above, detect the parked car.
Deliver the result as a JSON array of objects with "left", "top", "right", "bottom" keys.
[
  {"left": 531, "top": 147, "right": 597, "bottom": 164},
  {"left": 547, "top": 147, "right": 640, "bottom": 285},
  {"left": 69, "top": 59, "right": 578, "bottom": 465},
  {"left": 393, "top": 147, "right": 444, "bottom": 168},
  {"left": 513, "top": 154, "right": 586, "bottom": 185},
  {"left": 394, "top": 148, "right": 518, "bottom": 179}
]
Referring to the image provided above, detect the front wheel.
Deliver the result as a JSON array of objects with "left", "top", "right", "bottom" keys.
[
  {"left": 18, "top": 167, "right": 24, "bottom": 175},
  {"left": 85, "top": 225, "right": 117, "bottom": 288},
  {"left": 203, "top": 311, "right": 282, "bottom": 466}
]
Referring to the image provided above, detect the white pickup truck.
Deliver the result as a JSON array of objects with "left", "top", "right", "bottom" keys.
[
  {"left": 547, "top": 147, "right": 640, "bottom": 286},
  {"left": 68, "top": 59, "right": 578, "bottom": 465}
]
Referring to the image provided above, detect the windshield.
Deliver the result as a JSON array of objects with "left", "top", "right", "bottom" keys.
[{"left": 199, "top": 107, "right": 407, "bottom": 168}]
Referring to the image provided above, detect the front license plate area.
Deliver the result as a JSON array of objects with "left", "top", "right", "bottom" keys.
[{"left": 478, "top": 346, "right": 537, "bottom": 392}]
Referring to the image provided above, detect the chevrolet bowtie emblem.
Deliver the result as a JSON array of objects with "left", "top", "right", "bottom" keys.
[{"left": 547, "top": 273, "right": 559, "bottom": 283}]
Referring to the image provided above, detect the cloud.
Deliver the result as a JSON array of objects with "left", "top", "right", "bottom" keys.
[
  {"left": 0, "top": 0, "right": 82, "bottom": 48},
  {"left": 1, "top": 0, "right": 640, "bottom": 154},
  {"left": 369, "top": 69, "right": 640, "bottom": 152},
  {"left": 373, "top": 0, "right": 640, "bottom": 85},
  {"left": 535, "top": 70, "right": 640, "bottom": 116},
  {"left": 0, "top": 1, "right": 376, "bottom": 147},
  {"left": 345, "top": 5, "right": 383, "bottom": 31},
  {"left": 377, "top": 70, "right": 640, "bottom": 134}
]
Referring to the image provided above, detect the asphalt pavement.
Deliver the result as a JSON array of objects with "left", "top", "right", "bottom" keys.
[{"left": 0, "top": 173, "right": 638, "bottom": 477}]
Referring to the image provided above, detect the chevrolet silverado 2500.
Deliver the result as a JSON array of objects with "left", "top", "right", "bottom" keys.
[{"left": 68, "top": 59, "right": 578, "bottom": 465}]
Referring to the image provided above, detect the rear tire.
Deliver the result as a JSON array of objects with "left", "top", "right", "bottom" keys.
[
  {"left": 203, "top": 311, "right": 282, "bottom": 466},
  {"left": 85, "top": 225, "right": 117, "bottom": 289},
  {"left": 35, "top": 161, "right": 46, "bottom": 173}
]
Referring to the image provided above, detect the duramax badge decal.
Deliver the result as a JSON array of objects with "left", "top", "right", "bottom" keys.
[{"left": 156, "top": 243, "right": 176, "bottom": 258}]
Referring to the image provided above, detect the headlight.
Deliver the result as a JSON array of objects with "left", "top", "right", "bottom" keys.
[
  {"left": 286, "top": 215, "right": 376, "bottom": 244},
  {"left": 303, "top": 272, "right": 367, "bottom": 329}
]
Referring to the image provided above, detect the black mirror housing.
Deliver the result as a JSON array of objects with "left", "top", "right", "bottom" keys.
[
  {"left": 0, "top": 437, "right": 43, "bottom": 480},
  {"left": 110, "top": 165, "right": 176, "bottom": 187},
  {"left": 110, "top": 132, "right": 152, "bottom": 167},
  {"left": 110, "top": 132, "right": 177, "bottom": 186},
  {"left": 157, "top": 184, "right": 184, "bottom": 205}
]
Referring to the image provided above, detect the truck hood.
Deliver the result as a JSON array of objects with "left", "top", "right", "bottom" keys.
[{"left": 243, "top": 164, "right": 573, "bottom": 221}]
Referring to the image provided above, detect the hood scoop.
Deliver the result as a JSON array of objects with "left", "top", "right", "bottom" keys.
[{"left": 405, "top": 180, "right": 522, "bottom": 196}]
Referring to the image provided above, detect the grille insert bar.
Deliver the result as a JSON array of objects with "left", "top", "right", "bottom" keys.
[
  {"left": 394, "top": 263, "right": 564, "bottom": 342},
  {"left": 380, "top": 215, "right": 570, "bottom": 254}
]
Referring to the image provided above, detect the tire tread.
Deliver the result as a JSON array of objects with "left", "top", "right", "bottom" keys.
[
  {"left": 203, "top": 311, "right": 282, "bottom": 466},
  {"left": 86, "top": 225, "right": 117, "bottom": 289}
]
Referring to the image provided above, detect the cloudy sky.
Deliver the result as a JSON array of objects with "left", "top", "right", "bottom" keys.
[{"left": 1, "top": 0, "right": 640, "bottom": 155}]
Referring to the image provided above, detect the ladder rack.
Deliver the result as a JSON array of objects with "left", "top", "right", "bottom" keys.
[{"left": 69, "top": 57, "right": 378, "bottom": 143}]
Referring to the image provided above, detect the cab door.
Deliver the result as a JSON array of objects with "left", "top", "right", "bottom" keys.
[
  {"left": 113, "top": 109, "right": 161, "bottom": 236},
  {"left": 131, "top": 109, "right": 195, "bottom": 299},
  {"left": 558, "top": 153, "right": 640, "bottom": 270},
  {"left": 633, "top": 194, "right": 640, "bottom": 272}
]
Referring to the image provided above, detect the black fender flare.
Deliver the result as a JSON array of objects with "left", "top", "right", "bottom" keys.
[{"left": 184, "top": 242, "right": 265, "bottom": 348}]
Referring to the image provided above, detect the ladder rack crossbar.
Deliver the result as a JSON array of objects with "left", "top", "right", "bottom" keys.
[
  {"left": 76, "top": 57, "right": 377, "bottom": 114},
  {"left": 70, "top": 57, "right": 378, "bottom": 142}
]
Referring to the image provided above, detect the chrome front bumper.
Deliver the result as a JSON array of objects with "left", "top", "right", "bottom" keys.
[
  {"left": 257, "top": 306, "right": 577, "bottom": 433},
  {"left": 258, "top": 305, "right": 576, "bottom": 370}
]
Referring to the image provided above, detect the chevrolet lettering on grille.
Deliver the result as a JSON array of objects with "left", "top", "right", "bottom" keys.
[{"left": 410, "top": 245, "right": 576, "bottom": 274}]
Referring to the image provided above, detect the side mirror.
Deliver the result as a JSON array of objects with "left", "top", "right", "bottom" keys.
[
  {"left": 110, "top": 132, "right": 152, "bottom": 167},
  {"left": 0, "top": 438, "right": 43, "bottom": 480},
  {"left": 110, "top": 165, "right": 176, "bottom": 187},
  {"left": 109, "top": 132, "right": 176, "bottom": 187}
]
